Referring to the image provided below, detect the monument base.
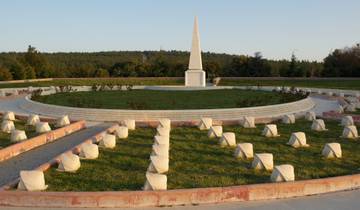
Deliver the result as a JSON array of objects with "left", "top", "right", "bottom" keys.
[{"left": 185, "top": 70, "right": 206, "bottom": 87}]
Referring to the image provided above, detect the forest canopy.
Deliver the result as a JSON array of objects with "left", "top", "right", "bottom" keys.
[{"left": 0, "top": 44, "right": 359, "bottom": 81}]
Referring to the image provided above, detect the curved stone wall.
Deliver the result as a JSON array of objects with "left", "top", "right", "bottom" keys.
[{"left": 19, "top": 96, "right": 315, "bottom": 121}]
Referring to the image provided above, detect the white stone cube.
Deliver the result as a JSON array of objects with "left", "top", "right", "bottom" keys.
[
  {"left": 262, "top": 124, "right": 280, "bottom": 137},
  {"left": 143, "top": 172, "right": 167, "bottom": 191},
  {"left": 57, "top": 153, "right": 81, "bottom": 172},
  {"left": 17, "top": 170, "right": 48, "bottom": 191},
  {"left": 219, "top": 132, "right": 236, "bottom": 147},
  {"left": 147, "top": 155, "right": 169, "bottom": 174},
  {"left": 79, "top": 143, "right": 99, "bottom": 159},
  {"left": 207, "top": 126, "right": 223, "bottom": 138},
  {"left": 56, "top": 115, "right": 70, "bottom": 127},
  {"left": 198, "top": 117, "right": 212, "bottom": 130},
  {"left": 311, "top": 119, "right": 327, "bottom": 131},
  {"left": 10, "top": 130, "right": 27, "bottom": 142},
  {"left": 270, "top": 164, "right": 295, "bottom": 182},
  {"left": 322, "top": 143, "right": 342, "bottom": 159},
  {"left": 123, "top": 119, "right": 136, "bottom": 130},
  {"left": 157, "top": 118, "right": 171, "bottom": 130},
  {"left": 3, "top": 111, "right": 15, "bottom": 121},
  {"left": 282, "top": 114, "right": 295, "bottom": 124},
  {"left": 234, "top": 143, "right": 253, "bottom": 159},
  {"left": 239, "top": 116, "right": 256, "bottom": 128},
  {"left": 305, "top": 111, "right": 316, "bottom": 121},
  {"left": 1, "top": 120, "right": 15, "bottom": 133},
  {"left": 27, "top": 114, "right": 40, "bottom": 126},
  {"left": 341, "top": 116, "right": 354, "bottom": 126},
  {"left": 35, "top": 122, "right": 51, "bottom": 133},
  {"left": 287, "top": 132, "right": 309, "bottom": 148},
  {"left": 341, "top": 125, "right": 358, "bottom": 139},
  {"left": 115, "top": 126, "right": 128, "bottom": 139},
  {"left": 252, "top": 153, "right": 274, "bottom": 171},
  {"left": 99, "top": 134, "right": 116, "bottom": 149}
]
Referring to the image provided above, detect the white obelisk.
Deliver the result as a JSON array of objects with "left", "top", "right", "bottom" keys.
[{"left": 185, "top": 16, "right": 206, "bottom": 87}]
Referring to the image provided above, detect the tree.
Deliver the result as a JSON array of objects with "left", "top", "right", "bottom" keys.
[
  {"left": 0, "top": 66, "right": 13, "bottom": 81},
  {"left": 24, "top": 45, "right": 54, "bottom": 78},
  {"left": 94, "top": 68, "right": 110, "bottom": 77}
]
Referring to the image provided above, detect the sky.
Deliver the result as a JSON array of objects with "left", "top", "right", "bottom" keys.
[{"left": 1, "top": 0, "right": 360, "bottom": 61}]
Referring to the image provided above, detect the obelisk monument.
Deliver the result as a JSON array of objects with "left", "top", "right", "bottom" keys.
[{"left": 185, "top": 16, "right": 206, "bottom": 87}]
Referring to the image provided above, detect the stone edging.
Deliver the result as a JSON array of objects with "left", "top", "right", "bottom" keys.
[
  {"left": 0, "top": 120, "right": 86, "bottom": 162},
  {"left": 0, "top": 174, "right": 359, "bottom": 208},
  {"left": 20, "top": 96, "right": 316, "bottom": 121}
]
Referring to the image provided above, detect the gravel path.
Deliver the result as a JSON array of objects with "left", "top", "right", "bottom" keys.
[{"left": 0, "top": 123, "right": 112, "bottom": 187}]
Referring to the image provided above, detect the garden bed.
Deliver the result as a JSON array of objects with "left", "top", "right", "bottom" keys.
[{"left": 43, "top": 119, "right": 360, "bottom": 191}]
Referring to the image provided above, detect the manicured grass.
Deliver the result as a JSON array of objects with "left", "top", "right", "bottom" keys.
[
  {"left": 33, "top": 89, "right": 304, "bottom": 110},
  {"left": 44, "top": 119, "right": 360, "bottom": 191},
  {"left": 45, "top": 128, "right": 155, "bottom": 191},
  {"left": 0, "top": 120, "right": 38, "bottom": 148},
  {"left": 219, "top": 79, "right": 360, "bottom": 90},
  {"left": 0, "top": 78, "right": 183, "bottom": 89}
]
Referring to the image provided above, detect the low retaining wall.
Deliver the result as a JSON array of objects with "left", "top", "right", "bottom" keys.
[
  {"left": 19, "top": 96, "right": 316, "bottom": 121},
  {"left": 0, "top": 174, "right": 359, "bottom": 208},
  {"left": 0, "top": 120, "right": 86, "bottom": 162}
]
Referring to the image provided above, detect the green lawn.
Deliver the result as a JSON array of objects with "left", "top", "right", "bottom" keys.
[
  {"left": 219, "top": 79, "right": 360, "bottom": 90},
  {"left": 44, "top": 119, "right": 360, "bottom": 191},
  {"left": 33, "top": 89, "right": 304, "bottom": 110},
  {"left": 0, "top": 121, "right": 38, "bottom": 148}
]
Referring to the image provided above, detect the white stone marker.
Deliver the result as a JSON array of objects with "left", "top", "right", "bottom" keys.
[
  {"left": 27, "top": 114, "right": 40, "bottom": 126},
  {"left": 282, "top": 114, "right": 295, "bottom": 124},
  {"left": 0, "top": 90, "right": 5, "bottom": 97},
  {"left": 345, "top": 104, "right": 357, "bottom": 112},
  {"left": 147, "top": 155, "right": 169, "bottom": 174},
  {"left": 17, "top": 170, "right": 48, "bottom": 191},
  {"left": 311, "top": 119, "right": 328, "bottom": 131},
  {"left": 322, "top": 143, "right": 342, "bottom": 159},
  {"left": 185, "top": 16, "right": 206, "bottom": 87},
  {"left": 341, "top": 125, "right": 358, "bottom": 139},
  {"left": 287, "top": 132, "right": 309, "bottom": 148},
  {"left": 262, "top": 124, "right": 280, "bottom": 137},
  {"left": 56, "top": 115, "right": 70, "bottom": 127},
  {"left": 219, "top": 132, "right": 236, "bottom": 147},
  {"left": 10, "top": 130, "right": 27, "bottom": 142},
  {"left": 234, "top": 143, "right": 253, "bottom": 159},
  {"left": 335, "top": 105, "right": 344, "bottom": 114},
  {"left": 154, "top": 135, "right": 169, "bottom": 146},
  {"left": 151, "top": 144, "right": 169, "bottom": 158},
  {"left": 327, "top": 92, "right": 333, "bottom": 97},
  {"left": 339, "top": 92, "right": 345, "bottom": 97},
  {"left": 57, "top": 153, "right": 81, "bottom": 172},
  {"left": 79, "top": 143, "right": 99, "bottom": 159},
  {"left": 115, "top": 126, "right": 128, "bottom": 139},
  {"left": 35, "top": 122, "right": 51, "bottom": 133},
  {"left": 1, "top": 120, "right": 15, "bottom": 133},
  {"left": 157, "top": 118, "right": 171, "bottom": 130},
  {"left": 156, "top": 127, "right": 170, "bottom": 137},
  {"left": 207, "top": 126, "right": 223, "bottom": 138},
  {"left": 341, "top": 116, "right": 354, "bottom": 126},
  {"left": 99, "top": 134, "right": 116, "bottom": 149},
  {"left": 143, "top": 172, "right": 167, "bottom": 191},
  {"left": 3, "top": 111, "right": 15, "bottom": 121},
  {"left": 252, "top": 153, "right": 274, "bottom": 171},
  {"left": 305, "top": 111, "right": 316, "bottom": 121},
  {"left": 123, "top": 119, "right": 136, "bottom": 130},
  {"left": 198, "top": 117, "right": 212, "bottom": 130},
  {"left": 270, "top": 164, "right": 295, "bottom": 182},
  {"left": 239, "top": 116, "right": 256, "bottom": 128}
]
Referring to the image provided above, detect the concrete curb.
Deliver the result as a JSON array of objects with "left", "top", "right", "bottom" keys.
[
  {"left": 0, "top": 174, "right": 359, "bottom": 208},
  {"left": 0, "top": 120, "right": 86, "bottom": 162}
]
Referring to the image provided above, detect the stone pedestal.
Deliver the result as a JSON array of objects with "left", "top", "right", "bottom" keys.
[{"left": 185, "top": 70, "right": 206, "bottom": 87}]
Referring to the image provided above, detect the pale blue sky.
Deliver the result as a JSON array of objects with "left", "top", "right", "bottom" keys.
[{"left": 1, "top": 0, "right": 359, "bottom": 61}]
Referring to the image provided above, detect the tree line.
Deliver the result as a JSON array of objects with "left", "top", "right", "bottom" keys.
[{"left": 0, "top": 44, "right": 359, "bottom": 81}]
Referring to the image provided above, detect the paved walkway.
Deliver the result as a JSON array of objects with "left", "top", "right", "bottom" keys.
[
  {"left": 1, "top": 95, "right": 337, "bottom": 122},
  {"left": 0, "top": 123, "right": 112, "bottom": 187}
]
